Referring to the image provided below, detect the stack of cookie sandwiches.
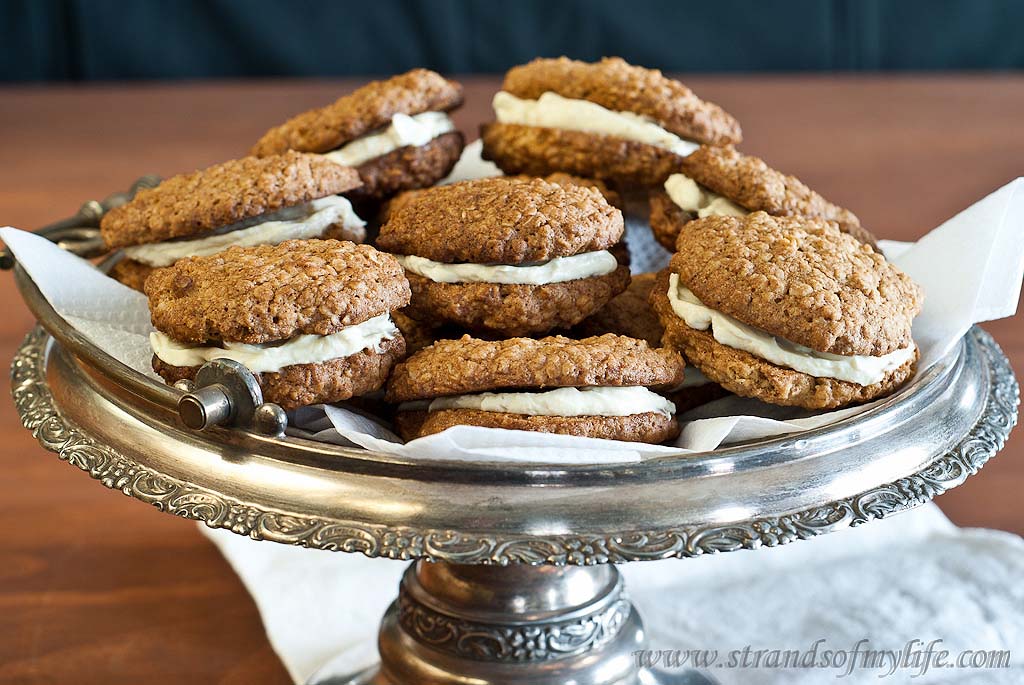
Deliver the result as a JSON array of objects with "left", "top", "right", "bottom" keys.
[
  {"left": 649, "top": 145, "right": 878, "bottom": 252},
  {"left": 481, "top": 57, "right": 742, "bottom": 188},
  {"left": 106, "top": 54, "right": 928, "bottom": 445},
  {"left": 651, "top": 213, "right": 923, "bottom": 409},
  {"left": 251, "top": 69, "right": 465, "bottom": 203},
  {"left": 101, "top": 152, "right": 365, "bottom": 291},
  {"left": 386, "top": 335, "right": 687, "bottom": 444},
  {"left": 145, "top": 240, "right": 410, "bottom": 410},
  {"left": 376, "top": 176, "right": 630, "bottom": 336}
]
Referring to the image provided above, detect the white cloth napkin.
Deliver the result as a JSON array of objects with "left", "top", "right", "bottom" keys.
[{"left": 200, "top": 504, "right": 1024, "bottom": 684}]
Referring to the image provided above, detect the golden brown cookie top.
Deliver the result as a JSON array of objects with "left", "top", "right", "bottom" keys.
[
  {"left": 100, "top": 152, "right": 361, "bottom": 249},
  {"left": 501, "top": 57, "right": 742, "bottom": 145},
  {"left": 678, "top": 146, "right": 877, "bottom": 248},
  {"left": 250, "top": 69, "right": 463, "bottom": 156},
  {"left": 386, "top": 333, "right": 686, "bottom": 402},
  {"left": 670, "top": 213, "right": 922, "bottom": 357},
  {"left": 526, "top": 173, "right": 622, "bottom": 209},
  {"left": 145, "top": 239, "right": 410, "bottom": 345},
  {"left": 381, "top": 172, "right": 621, "bottom": 224},
  {"left": 376, "top": 176, "right": 624, "bottom": 263}
]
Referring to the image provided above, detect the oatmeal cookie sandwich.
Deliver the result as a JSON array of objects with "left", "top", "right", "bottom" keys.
[
  {"left": 100, "top": 152, "right": 365, "bottom": 291},
  {"left": 651, "top": 213, "right": 923, "bottom": 409},
  {"left": 386, "top": 334, "right": 686, "bottom": 443},
  {"left": 145, "top": 239, "right": 410, "bottom": 410},
  {"left": 650, "top": 145, "right": 877, "bottom": 251},
  {"left": 481, "top": 57, "right": 742, "bottom": 188},
  {"left": 251, "top": 69, "right": 465, "bottom": 202},
  {"left": 376, "top": 176, "right": 631, "bottom": 337}
]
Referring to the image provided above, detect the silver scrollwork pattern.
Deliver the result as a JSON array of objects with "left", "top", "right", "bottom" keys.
[
  {"left": 397, "top": 588, "right": 631, "bottom": 661},
  {"left": 10, "top": 326, "right": 1020, "bottom": 565}
]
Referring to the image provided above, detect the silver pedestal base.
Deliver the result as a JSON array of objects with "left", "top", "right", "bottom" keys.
[{"left": 307, "top": 561, "right": 720, "bottom": 685}]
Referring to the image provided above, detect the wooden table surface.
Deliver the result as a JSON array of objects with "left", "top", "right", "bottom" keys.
[{"left": 0, "top": 75, "right": 1021, "bottom": 684}]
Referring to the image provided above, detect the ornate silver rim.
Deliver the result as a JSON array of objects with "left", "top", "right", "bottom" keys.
[{"left": 10, "top": 326, "right": 1019, "bottom": 565}]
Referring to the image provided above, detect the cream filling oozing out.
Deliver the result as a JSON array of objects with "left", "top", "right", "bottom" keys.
[
  {"left": 395, "top": 250, "right": 618, "bottom": 285},
  {"left": 403, "top": 386, "right": 676, "bottom": 418},
  {"left": 124, "top": 196, "right": 365, "bottom": 267},
  {"left": 666, "top": 274, "right": 914, "bottom": 386},
  {"left": 664, "top": 174, "right": 748, "bottom": 218},
  {"left": 492, "top": 91, "right": 700, "bottom": 158},
  {"left": 322, "top": 111, "right": 455, "bottom": 167},
  {"left": 150, "top": 313, "right": 398, "bottom": 374}
]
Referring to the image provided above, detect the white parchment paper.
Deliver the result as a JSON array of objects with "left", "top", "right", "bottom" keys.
[{"left": 2, "top": 145, "right": 1021, "bottom": 464}]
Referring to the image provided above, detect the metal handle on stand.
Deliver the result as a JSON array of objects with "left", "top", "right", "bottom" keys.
[
  {"left": 0, "top": 174, "right": 162, "bottom": 269},
  {"left": 175, "top": 359, "right": 288, "bottom": 437}
]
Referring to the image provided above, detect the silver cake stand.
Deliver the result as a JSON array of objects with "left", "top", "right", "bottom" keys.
[{"left": 5, "top": 191, "right": 1020, "bottom": 684}]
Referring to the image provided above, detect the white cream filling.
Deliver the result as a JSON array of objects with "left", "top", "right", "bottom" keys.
[
  {"left": 664, "top": 174, "right": 747, "bottom": 218},
  {"left": 150, "top": 313, "right": 398, "bottom": 374},
  {"left": 666, "top": 274, "right": 914, "bottom": 386},
  {"left": 395, "top": 250, "right": 618, "bottom": 285},
  {"left": 493, "top": 91, "right": 699, "bottom": 158},
  {"left": 421, "top": 386, "right": 676, "bottom": 418},
  {"left": 322, "top": 111, "right": 455, "bottom": 167},
  {"left": 124, "top": 196, "right": 365, "bottom": 267}
]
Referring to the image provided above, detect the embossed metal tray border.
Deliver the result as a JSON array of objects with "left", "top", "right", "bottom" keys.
[{"left": 11, "top": 324, "right": 1018, "bottom": 565}]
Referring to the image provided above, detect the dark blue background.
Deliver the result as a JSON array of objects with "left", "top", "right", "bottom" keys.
[{"left": 3, "top": 0, "right": 1023, "bottom": 82}]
